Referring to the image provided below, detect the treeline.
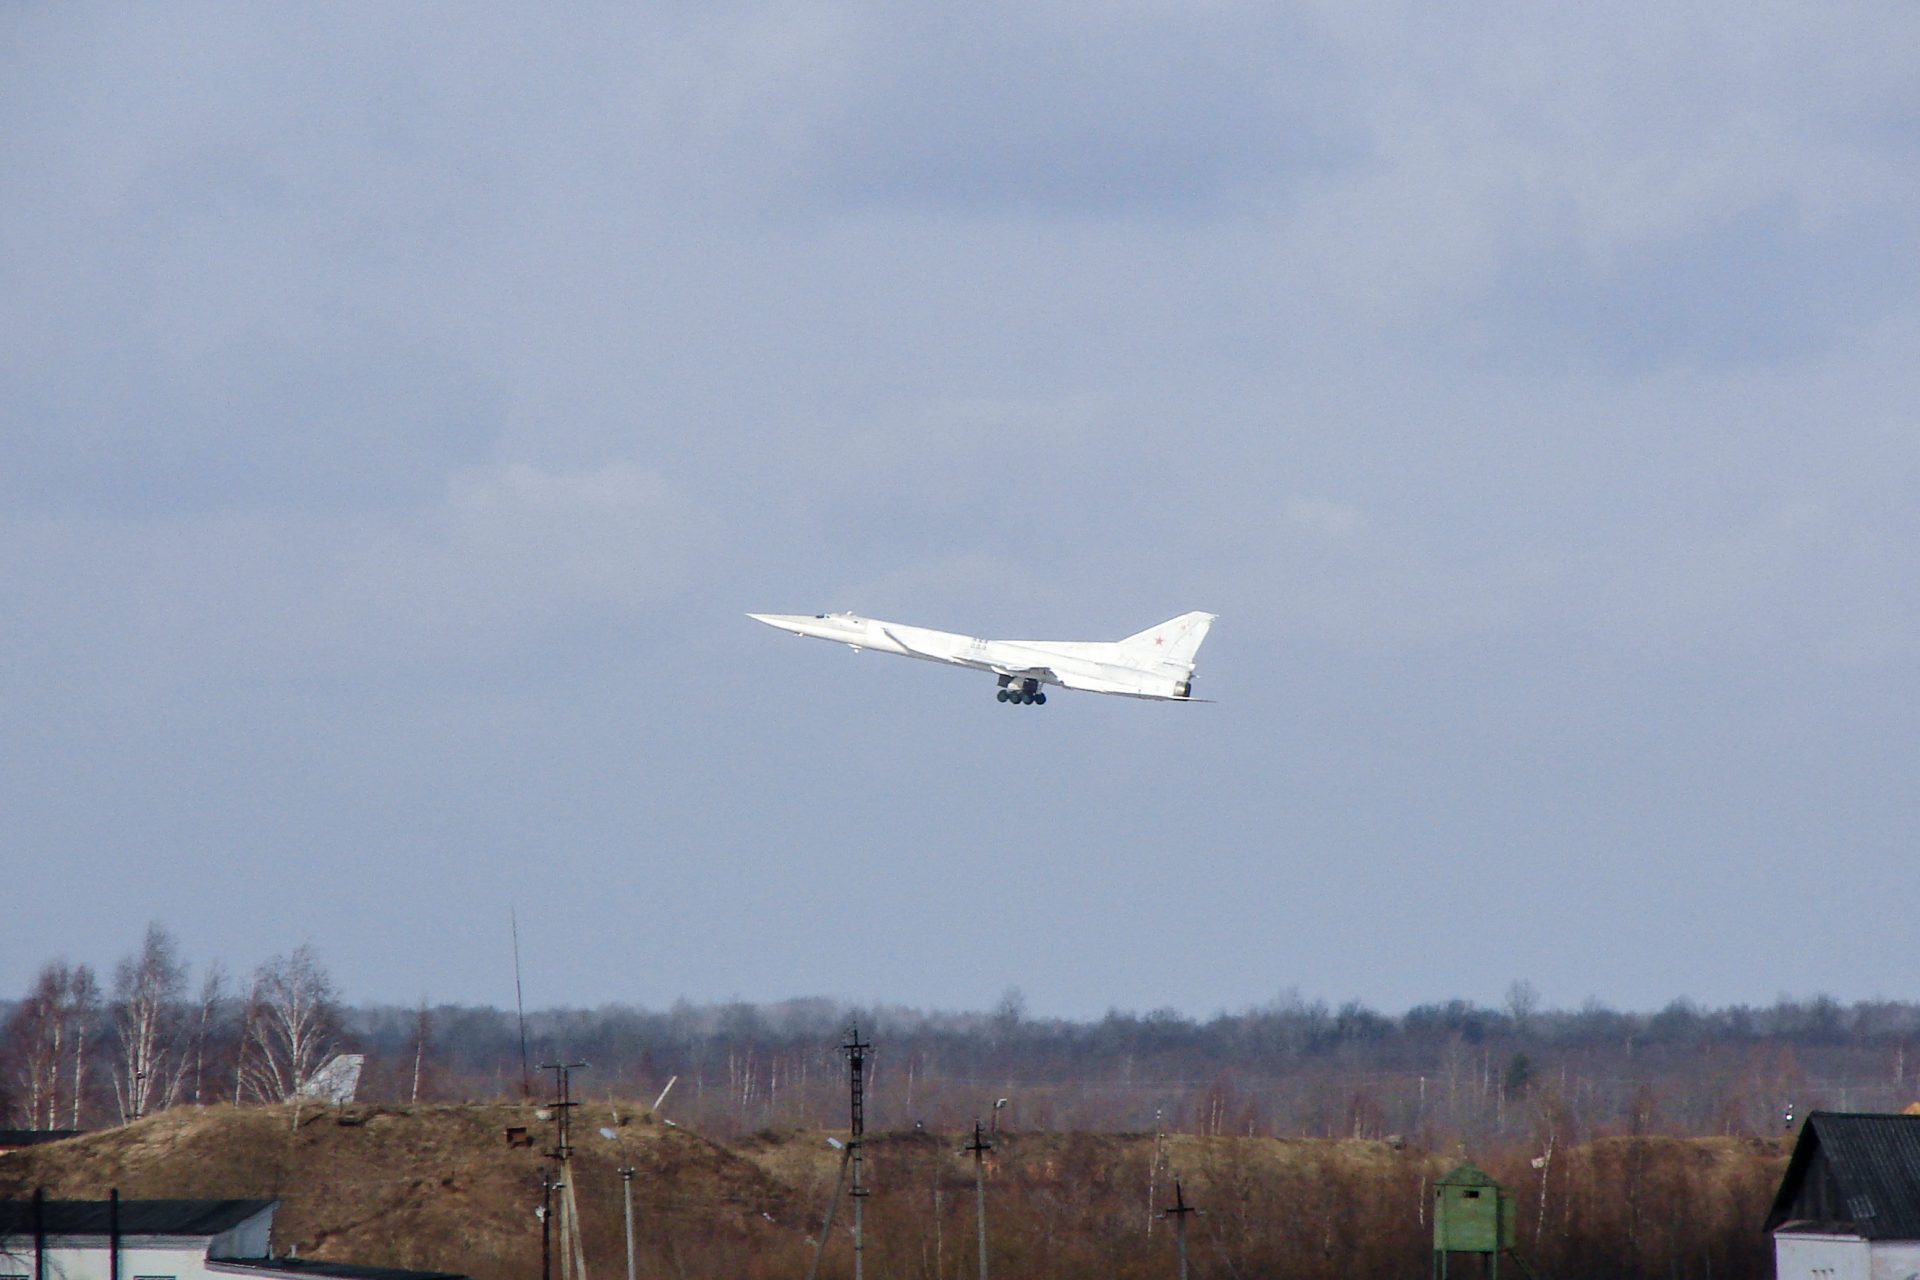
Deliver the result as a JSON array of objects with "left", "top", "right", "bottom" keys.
[
  {"left": 344, "top": 985, "right": 1916, "bottom": 1147},
  {"left": 6, "top": 928, "right": 1916, "bottom": 1151},
  {"left": 1, "top": 925, "right": 367, "bottom": 1129}
]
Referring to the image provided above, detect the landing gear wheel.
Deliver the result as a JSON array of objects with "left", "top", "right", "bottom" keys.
[
  {"left": 1033, "top": 692, "right": 1046, "bottom": 705},
  {"left": 996, "top": 689, "right": 1010, "bottom": 702}
]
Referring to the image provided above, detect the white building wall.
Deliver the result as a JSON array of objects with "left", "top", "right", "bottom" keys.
[
  {"left": 204, "top": 1220, "right": 272, "bottom": 1263},
  {"left": 1776, "top": 1232, "right": 1872, "bottom": 1280},
  {"left": 1869, "top": 1239, "right": 1920, "bottom": 1280},
  {"left": 0, "top": 1233, "right": 272, "bottom": 1280}
]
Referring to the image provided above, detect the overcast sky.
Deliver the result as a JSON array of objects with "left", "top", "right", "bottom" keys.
[{"left": 4, "top": 3, "right": 1917, "bottom": 1020}]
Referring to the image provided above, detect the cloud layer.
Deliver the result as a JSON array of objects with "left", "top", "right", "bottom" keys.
[{"left": 2, "top": 2, "right": 1916, "bottom": 1017}]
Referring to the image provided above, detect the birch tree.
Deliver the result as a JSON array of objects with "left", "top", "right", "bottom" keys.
[
  {"left": 243, "top": 945, "right": 339, "bottom": 1101},
  {"left": 112, "top": 924, "right": 186, "bottom": 1122},
  {"left": 0, "top": 962, "right": 105, "bottom": 1129},
  {"left": 68, "top": 965, "right": 99, "bottom": 1128},
  {"left": 188, "top": 963, "right": 227, "bottom": 1104},
  {"left": 3, "top": 965, "right": 67, "bottom": 1127},
  {"left": 410, "top": 998, "right": 432, "bottom": 1104},
  {"left": 234, "top": 973, "right": 260, "bottom": 1104}
]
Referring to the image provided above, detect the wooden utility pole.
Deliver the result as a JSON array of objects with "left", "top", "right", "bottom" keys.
[
  {"left": 540, "top": 1172, "right": 555, "bottom": 1280},
  {"left": 1161, "top": 1181, "right": 1197, "bottom": 1280},
  {"left": 965, "top": 1119, "right": 992, "bottom": 1280},
  {"left": 1147, "top": 1108, "right": 1165, "bottom": 1235},
  {"left": 803, "top": 1142, "right": 853, "bottom": 1280}
]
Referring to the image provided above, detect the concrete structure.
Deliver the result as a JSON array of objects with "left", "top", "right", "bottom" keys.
[
  {"left": 1765, "top": 1112, "right": 1920, "bottom": 1280},
  {"left": 0, "top": 1198, "right": 464, "bottom": 1280}
]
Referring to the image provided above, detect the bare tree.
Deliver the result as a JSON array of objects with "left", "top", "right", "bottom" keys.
[
  {"left": 234, "top": 973, "right": 260, "bottom": 1105},
  {"left": 1506, "top": 980, "right": 1541, "bottom": 1037},
  {"left": 410, "top": 998, "right": 432, "bottom": 1104},
  {"left": 112, "top": 924, "right": 187, "bottom": 1122},
  {"left": 189, "top": 963, "right": 227, "bottom": 1104},
  {"left": 3, "top": 965, "right": 68, "bottom": 1127},
  {"left": 68, "top": 965, "right": 99, "bottom": 1128},
  {"left": 0, "top": 962, "right": 107, "bottom": 1130},
  {"left": 243, "top": 945, "right": 339, "bottom": 1101}
]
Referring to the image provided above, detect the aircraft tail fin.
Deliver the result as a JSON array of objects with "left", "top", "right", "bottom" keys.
[{"left": 1118, "top": 612, "right": 1217, "bottom": 669}]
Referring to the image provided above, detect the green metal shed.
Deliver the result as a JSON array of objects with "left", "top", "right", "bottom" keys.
[{"left": 1432, "top": 1163, "right": 1516, "bottom": 1278}]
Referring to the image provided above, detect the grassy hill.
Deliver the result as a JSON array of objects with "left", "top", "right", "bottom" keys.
[
  {"left": 0, "top": 1104, "right": 1790, "bottom": 1280},
  {"left": 0, "top": 1102, "right": 790, "bottom": 1279}
]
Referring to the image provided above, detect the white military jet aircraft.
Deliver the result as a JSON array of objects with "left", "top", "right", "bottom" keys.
[{"left": 747, "top": 610, "right": 1217, "bottom": 705}]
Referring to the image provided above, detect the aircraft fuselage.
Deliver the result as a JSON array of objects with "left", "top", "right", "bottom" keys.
[{"left": 747, "top": 611, "right": 1216, "bottom": 704}]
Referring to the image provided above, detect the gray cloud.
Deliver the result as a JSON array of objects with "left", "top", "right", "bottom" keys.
[
  {"left": 803, "top": 3, "right": 1361, "bottom": 215},
  {"left": 2, "top": 2, "right": 1916, "bottom": 1015}
]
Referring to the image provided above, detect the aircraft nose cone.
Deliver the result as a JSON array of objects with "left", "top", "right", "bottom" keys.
[{"left": 747, "top": 612, "right": 826, "bottom": 636}]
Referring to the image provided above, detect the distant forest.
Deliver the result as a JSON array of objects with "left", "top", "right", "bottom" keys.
[{"left": 6, "top": 924, "right": 1916, "bottom": 1148}]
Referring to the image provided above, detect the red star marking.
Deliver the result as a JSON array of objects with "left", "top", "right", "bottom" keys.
[{"left": 1154, "top": 635, "right": 1164, "bottom": 646}]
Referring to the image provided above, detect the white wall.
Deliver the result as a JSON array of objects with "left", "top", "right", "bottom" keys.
[
  {"left": 0, "top": 1238, "right": 217, "bottom": 1280},
  {"left": 205, "top": 1220, "right": 273, "bottom": 1263},
  {"left": 1776, "top": 1232, "right": 1872, "bottom": 1280},
  {"left": 1870, "top": 1239, "right": 1920, "bottom": 1280}
]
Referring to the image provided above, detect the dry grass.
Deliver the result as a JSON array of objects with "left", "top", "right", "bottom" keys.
[
  {"left": 0, "top": 1102, "right": 791, "bottom": 1280},
  {"left": 0, "top": 1106, "right": 1793, "bottom": 1280}
]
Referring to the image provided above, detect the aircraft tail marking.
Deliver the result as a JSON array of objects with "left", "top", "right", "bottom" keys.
[{"left": 1117, "top": 612, "right": 1217, "bottom": 669}]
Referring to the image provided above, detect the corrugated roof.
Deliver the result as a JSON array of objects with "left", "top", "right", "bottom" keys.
[
  {"left": 0, "top": 1198, "right": 276, "bottom": 1237},
  {"left": 1766, "top": 1112, "right": 1920, "bottom": 1239},
  {"left": 0, "top": 1130, "right": 82, "bottom": 1147},
  {"left": 217, "top": 1258, "right": 468, "bottom": 1280}
]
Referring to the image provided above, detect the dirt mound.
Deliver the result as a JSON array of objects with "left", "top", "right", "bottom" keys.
[
  {"left": 1, "top": 1112, "right": 1793, "bottom": 1280},
  {"left": 0, "top": 1102, "right": 791, "bottom": 1280}
]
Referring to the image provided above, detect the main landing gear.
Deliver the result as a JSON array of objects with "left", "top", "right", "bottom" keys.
[{"left": 996, "top": 676, "right": 1046, "bottom": 706}]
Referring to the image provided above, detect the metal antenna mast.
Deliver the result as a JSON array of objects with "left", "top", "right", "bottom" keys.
[
  {"left": 511, "top": 909, "right": 531, "bottom": 1097},
  {"left": 965, "top": 1118, "right": 992, "bottom": 1280},
  {"left": 843, "top": 1024, "right": 872, "bottom": 1280},
  {"left": 540, "top": 1061, "right": 590, "bottom": 1280}
]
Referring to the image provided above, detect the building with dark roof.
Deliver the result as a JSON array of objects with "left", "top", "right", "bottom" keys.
[
  {"left": 0, "top": 1132, "right": 81, "bottom": 1156},
  {"left": 217, "top": 1260, "right": 468, "bottom": 1280},
  {"left": 1765, "top": 1111, "right": 1920, "bottom": 1280},
  {"left": 0, "top": 1197, "right": 467, "bottom": 1280},
  {"left": 0, "top": 1199, "right": 276, "bottom": 1240}
]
